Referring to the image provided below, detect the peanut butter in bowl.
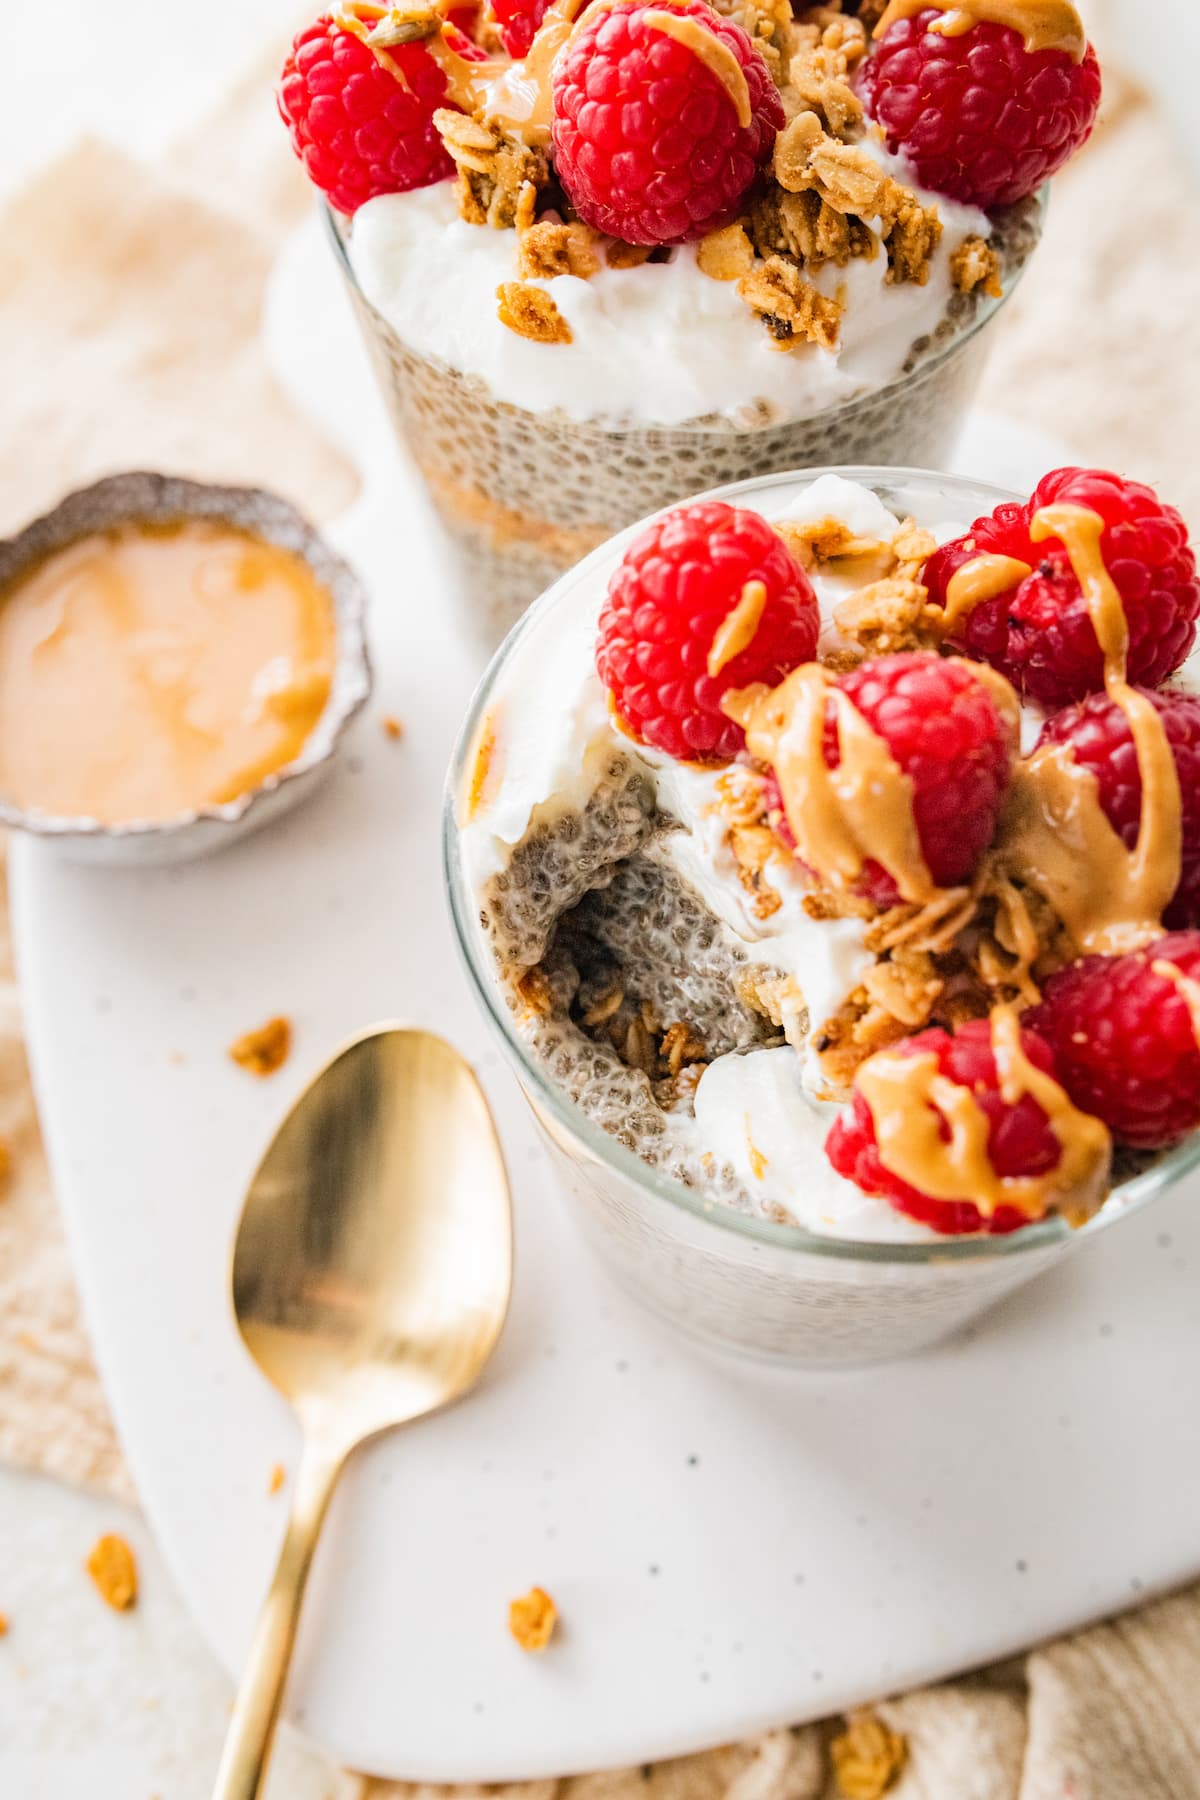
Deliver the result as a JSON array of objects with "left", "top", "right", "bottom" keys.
[{"left": 0, "top": 473, "right": 371, "bottom": 863}]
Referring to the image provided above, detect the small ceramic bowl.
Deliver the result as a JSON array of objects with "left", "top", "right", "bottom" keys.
[{"left": 0, "top": 473, "right": 372, "bottom": 866}]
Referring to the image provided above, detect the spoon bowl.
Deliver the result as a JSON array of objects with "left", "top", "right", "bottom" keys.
[
  {"left": 232, "top": 1026, "right": 512, "bottom": 1444},
  {"left": 214, "top": 1026, "right": 512, "bottom": 1800}
]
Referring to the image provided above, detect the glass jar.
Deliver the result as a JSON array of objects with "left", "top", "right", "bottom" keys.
[
  {"left": 443, "top": 465, "right": 1200, "bottom": 1366},
  {"left": 330, "top": 197, "right": 1044, "bottom": 645}
]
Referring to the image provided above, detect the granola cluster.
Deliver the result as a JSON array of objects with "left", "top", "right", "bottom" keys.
[
  {"left": 429, "top": 0, "right": 1005, "bottom": 347},
  {"left": 432, "top": 109, "right": 549, "bottom": 229},
  {"left": 496, "top": 279, "right": 574, "bottom": 343}
]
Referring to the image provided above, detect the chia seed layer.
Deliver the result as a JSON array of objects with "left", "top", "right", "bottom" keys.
[
  {"left": 477, "top": 761, "right": 793, "bottom": 1213},
  {"left": 333, "top": 198, "right": 1041, "bottom": 643}
]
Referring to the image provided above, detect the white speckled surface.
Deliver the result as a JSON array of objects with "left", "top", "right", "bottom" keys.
[
  {"left": 0, "top": 1469, "right": 356, "bottom": 1799},
  {"left": 7, "top": 212, "right": 1200, "bottom": 1785}
]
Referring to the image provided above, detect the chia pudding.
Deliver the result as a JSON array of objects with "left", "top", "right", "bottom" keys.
[
  {"left": 446, "top": 466, "right": 1200, "bottom": 1362},
  {"left": 280, "top": 1, "right": 1100, "bottom": 639}
]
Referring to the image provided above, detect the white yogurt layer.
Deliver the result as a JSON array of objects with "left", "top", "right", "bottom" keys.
[
  {"left": 348, "top": 145, "right": 991, "bottom": 427},
  {"left": 462, "top": 473, "right": 993, "bottom": 1239},
  {"left": 690, "top": 1049, "right": 933, "bottom": 1241}
]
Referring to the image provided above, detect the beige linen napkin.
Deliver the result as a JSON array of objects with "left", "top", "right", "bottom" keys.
[{"left": 0, "top": 37, "right": 1198, "bottom": 1800}]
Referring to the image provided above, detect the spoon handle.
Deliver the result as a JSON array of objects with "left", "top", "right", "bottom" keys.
[{"left": 211, "top": 1438, "right": 344, "bottom": 1800}]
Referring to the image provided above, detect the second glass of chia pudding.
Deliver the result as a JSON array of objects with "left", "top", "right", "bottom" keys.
[{"left": 280, "top": 0, "right": 1099, "bottom": 639}]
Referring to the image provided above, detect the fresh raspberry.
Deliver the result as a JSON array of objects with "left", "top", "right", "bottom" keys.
[
  {"left": 762, "top": 653, "right": 1010, "bottom": 906},
  {"left": 596, "top": 501, "right": 818, "bottom": 762},
  {"left": 1029, "top": 934, "right": 1200, "bottom": 1149},
  {"left": 825, "top": 1020, "right": 1069, "bottom": 1235},
  {"left": 1037, "top": 689, "right": 1200, "bottom": 932},
  {"left": 924, "top": 468, "right": 1200, "bottom": 708},
  {"left": 278, "top": 16, "right": 480, "bottom": 215},
  {"left": 490, "top": 0, "right": 550, "bottom": 58},
  {"left": 858, "top": 10, "right": 1101, "bottom": 209},
  {"left": 551, "top": 0, "right": 783, "bottom": 245}
]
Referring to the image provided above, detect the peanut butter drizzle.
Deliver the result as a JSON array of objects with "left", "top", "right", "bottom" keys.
[
  {"left": 996, "top": 504, "right": 1183, "bottom": 954},
  {"left": 334, "top": 2, "right": 504, "bottom": 114},
  {"left": 484, "top": 0, "right": 591, "bottom": 141},
  {"left": 989, "top": 875, "right": 1042, "bottom": 1001},
  {"left": 856, "top": 1005, "right": 1111, "bottom": 1224},
  {"left": 707, "top": 580, "right": 767, "bottom": 679},
  {"left": 873, "top": 0, "right": 1086, "bottom": 61},
  {"left": 486, "top": 0, "right": 710, "bottom": 143},
  {"left": 1152, "top": 960, "right": 1200, "bottom": 1052},
  {"left": 462, "top": 710, "right": 503, "bottom": 821},
  {"left": 744, "top": 1114, "right": 769, "bottom": 1180},
  {"left": 942, "top": 554, "right": 1033, "bottom": 638},
  {"left": 1000, "top": 744, "right": 1174, "bottom": 954},
  {"left": 956, "top": 657, "right": 1022, "bottom": 747},
  {"left": 434, "top": 31, "right": 508, "bottom": 110},
  {"left": 726, "top": 665, "right": 938, "bottom": 903},
  {"left": 640, "top": 11, "right": 752, "bottom": 127},
  {"left": 1031, "top": 504, "right": 1127, "bottom": 665}
]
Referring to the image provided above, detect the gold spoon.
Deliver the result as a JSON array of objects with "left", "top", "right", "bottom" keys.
[{"left": 213, "top": 1026, "right": 512, "bottom": 1800}]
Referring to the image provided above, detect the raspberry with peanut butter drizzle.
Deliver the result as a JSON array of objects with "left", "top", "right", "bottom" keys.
[
  {"left": 277, "top": 6, "right": 490, "bottom": 216},
  {"left": 1037, "top": 689, "right": 1200, "bottom": 934},
  {"left": 730, "top": 651, "right": 1014, "bottom": 908},
  {"left": 971, "top": 492, "right": 1191, "bottom": 959},
  {"left": 861, "top": 1, "right": 1101, "bottom": 209},
  {"left": 551, "top": 0, "right": 785, "bottom": 246},
  {"left": 924, "top": 469, "right": 1200, "bottom": 708},
  {"left": 825, "top": 1013, "right": 1111, "bottom": 1234},
  {"left": 596, "top": 499, "right": 818, "bottom": 762}
]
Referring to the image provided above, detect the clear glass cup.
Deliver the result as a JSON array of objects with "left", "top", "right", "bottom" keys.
[
  {"left": 444, "top": 465, "right": 1200, "bottom": 1367},
  {"left": 329, "top": 196, "right": 1044, "bottom": 646}
]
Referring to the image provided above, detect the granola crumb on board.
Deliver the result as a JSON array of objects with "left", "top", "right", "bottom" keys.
[
  {"left": 228, "top": 1016, "right": 292, "bottom": 1077},
  {"left": 508, "top": 1585, "right": 558, "bottom": 1652},
  {"left": 86, "top": 1534, "right": 138, "bottom": 1612}
]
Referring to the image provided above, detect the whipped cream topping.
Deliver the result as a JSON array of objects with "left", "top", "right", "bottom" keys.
[
  {"left": 347, "top": 145, "right": 991, "bottom": 427},
  {"left": 461, "top": 473, "right": 996, "bottom": 1238}
]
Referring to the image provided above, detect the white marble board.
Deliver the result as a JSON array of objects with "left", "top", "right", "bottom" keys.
[{"left": 10, "top": 214, "right": 1200, "bottom": 1782}]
